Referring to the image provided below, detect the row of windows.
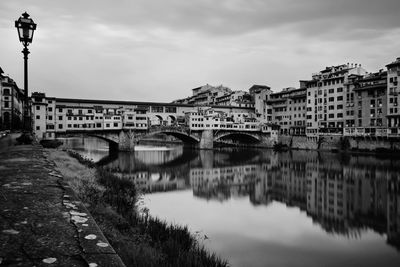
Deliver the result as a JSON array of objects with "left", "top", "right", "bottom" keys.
[
  {"left": 191, "top": 124, "right": 258, "bottom": 129},
  {"left": 191, "top": 118, "right": 204, "bottom": 121},
  {"left": 36, "top": 122, "right": 150, "bottom": 131},
  {"left": 316, "top": 113, "right": 344, "bottom": 119}
]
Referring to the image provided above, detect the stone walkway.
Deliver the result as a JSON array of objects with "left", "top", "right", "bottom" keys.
[{"left": 0, "top": 134, "right": 125, "bottom": 266}]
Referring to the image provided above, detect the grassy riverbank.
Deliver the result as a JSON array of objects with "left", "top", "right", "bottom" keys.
[{"left": 48, "top": 149, "right": 228, "bottom": 267}]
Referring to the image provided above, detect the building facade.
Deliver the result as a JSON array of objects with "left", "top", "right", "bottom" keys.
[
  {"left": 0, "top": 67, "right": 25, "bottom": 130},
  {"left": 173, "top": 84, "right": 232, "bottom": 106},
  {"left": 304, "top": 64, "right": 368, "bottom": 136},
  {"left": 251, "top": 85, "right": 272, "bottom": 123},
  {"left": 265, "top": 87, "right": 307, "bottom": 135},
  {"left": 344, "top": 70, "right": 388, "bottom": 136},
  {"left": 386, "top": 57, "right": 400, "bottom": 136}
]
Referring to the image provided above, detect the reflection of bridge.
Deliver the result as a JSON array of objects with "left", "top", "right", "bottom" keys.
[{"left": 57, "top": 125, "right": 270, "bottom": 151}]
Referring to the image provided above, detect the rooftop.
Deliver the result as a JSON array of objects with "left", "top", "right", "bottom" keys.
[{"left": 386, "top": 57, "right": 400, "bottom": 68}]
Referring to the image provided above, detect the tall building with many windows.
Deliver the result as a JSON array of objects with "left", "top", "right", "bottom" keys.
[
  {"left": 304, "top": 64, "right": 367, "bottom": 136},
  {"left": 386, "top": 57, "right": 400, "bottom": 135},
  {"left": 344, "top": 70, "right": 388, "bottom": 136},
  {"left": 266, "top": 86, "right": 307, "bottom": 135}
]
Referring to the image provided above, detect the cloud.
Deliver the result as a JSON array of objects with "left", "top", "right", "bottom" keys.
[{"left": 0, "top": 0, "right": 399, "bottom": 102}]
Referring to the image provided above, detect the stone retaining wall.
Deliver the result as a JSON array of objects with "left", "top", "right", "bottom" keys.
[{"left": 278, "top": 135, "right": 400, "bottom": 151}]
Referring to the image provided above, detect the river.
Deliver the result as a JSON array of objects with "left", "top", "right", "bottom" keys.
[{"left": 63, "top": 137, "right": 400, "bottom": 267}]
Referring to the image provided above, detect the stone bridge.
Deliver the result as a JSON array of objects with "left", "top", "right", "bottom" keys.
[{"left": 56, "top": 126, "right": 274, "bottom": 151}]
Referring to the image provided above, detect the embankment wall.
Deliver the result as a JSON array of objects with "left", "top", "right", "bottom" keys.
[{"left": 278, "top": 135, "right": 400, "bottom": 151}]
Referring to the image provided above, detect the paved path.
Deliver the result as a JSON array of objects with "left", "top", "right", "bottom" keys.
[{"left": 0, "top": 134, "right": 125, "bottom": 267}]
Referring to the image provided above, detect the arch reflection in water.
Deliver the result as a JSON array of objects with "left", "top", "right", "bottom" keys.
[{"left": 100, "top": 145, "right": 192, "bottom": 193}]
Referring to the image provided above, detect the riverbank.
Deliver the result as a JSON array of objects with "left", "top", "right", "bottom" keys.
[
  {"left": 48, "top": 149, "right": 228, "bottom": 267},
  {"left": 0, "top": 135, "right": 124, "bottom": 266}
]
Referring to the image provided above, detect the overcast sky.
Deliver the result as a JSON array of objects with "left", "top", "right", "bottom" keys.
[{"left": 1, "top": 0, "right": 400, "bottom": 102}]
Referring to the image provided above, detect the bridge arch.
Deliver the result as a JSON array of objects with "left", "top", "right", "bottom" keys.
[
  {"left": 168, "top": 115, "right": 176, "bottom": 124},
  {"left": 214, "top": 132, "right": 261, "bottom": 143},
  {"left": 87, "top": 134, "right": 119, "bottom": 147},
  {"left": 145, "top": 130, "right": 199, "bottom": 145},
  {"left": 155, "top": 115, "right": 163, "bottom": 125}
]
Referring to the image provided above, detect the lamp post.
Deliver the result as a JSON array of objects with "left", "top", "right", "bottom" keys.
[{"left": 15, "top": 12, "right": 37, "bottom": 131}]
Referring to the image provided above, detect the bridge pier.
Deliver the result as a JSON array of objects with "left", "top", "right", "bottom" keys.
[
  {"left": 118, "top": 130, "right": 136, "bottom": 151},
  {"left": 199, "top": 130, "right": 213, "bottom": 149}
]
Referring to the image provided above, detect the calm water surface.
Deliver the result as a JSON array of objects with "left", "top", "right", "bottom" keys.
[{"left": 64, "top": 137, "right": 400, "bottom": 267}]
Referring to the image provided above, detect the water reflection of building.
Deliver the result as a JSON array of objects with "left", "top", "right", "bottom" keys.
[
  {"left": 112, "top": 171, "right": 187, "bottom": 193},
  {"left": 188, "top": 150, "right": 400, "bottom": 249},
  {"left": 388, "top": 175, "right": 400, "bottom": 249},
  {"left": 190, "top": 165, "right": 258, "bottom": 201}
]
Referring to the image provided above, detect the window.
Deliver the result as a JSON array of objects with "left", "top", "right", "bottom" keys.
[
  {"left": 370, "top": 99, "right": 375, "bottom": 107},
  {"left": 36, "top": 106, "right": 40, "bottom": 110},
  {"left": 337, "top": 87, "right": 343, "bottom": 93},
  {"left": 337, "top": 104, "right": 343, "bottom": 109},
  {"left": 36, "top": 115, "right": 40, "bottom": 119},
  {"left": 36, "top": 126, "right": 40, "bottom": 130},
  {"left": 58, "top": 108, "right": 63, "bottom": 112},
  {"left": 337, "top": 96, "right": 343, "bottom": 101},
  {"left": 114, "top": 123, "right": 118, "bottom": 127},
  {"left": 4, "top": 102, "right": 9, "bottom": 108},
  {"left": 48, "top": 107, "right": 53, "bottom": 112},
  {"left": 78, "top": 109, "right": 83, "bottom": 115},
  {"left": 48, "top": 116, "right": 53, "bottom": 120},
  {"left": 58, "top": 124, "right": 63, "bottom": 129},
  {"left": 329, "top": 114, "right": 334, "bottom": 118},
  {"left": 328, "top": 89, "right": 334, "bottom": 94},
  {"left": 328, "top": 97, "right": 334, "bottom": 102},
  {"left": 165, "top": 107, "right": 177, "bottom": 113},
  {"left": 3, "top": 88, "right": 10, "bottom": 95},
  {"left": 58, "top": 116, "right": 63, "bottom": 120},
  {"left": 151, "top": 106, "right": 164, "bottom": 113},
  {"left": 88, "top": 110, "right": 93, "bottom": 114},
  {"left": 48, "top": 100, "right": 52, "bottom": 104}
]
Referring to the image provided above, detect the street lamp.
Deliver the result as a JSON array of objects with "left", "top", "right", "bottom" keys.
[{"left": 15, "top": 12, "right": 37, "bottom": 131}]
